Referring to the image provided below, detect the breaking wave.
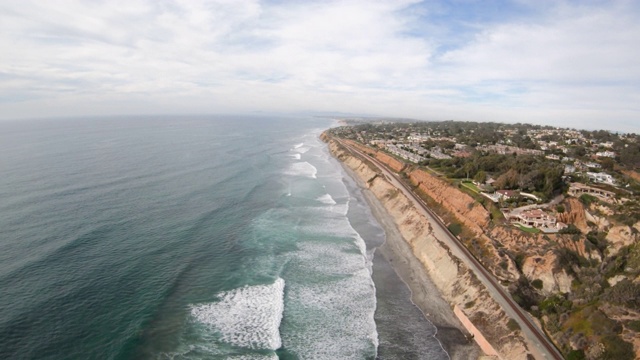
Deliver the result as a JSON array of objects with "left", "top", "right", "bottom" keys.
[
  {"left": 286, "top": 162, "right": 317, "bottom": 179},
  {"left": 190, "top": 278, "right": 285, "bottom": 350},
  {"left": 316, "top": 193, "right": 337, "bottom": 205}
]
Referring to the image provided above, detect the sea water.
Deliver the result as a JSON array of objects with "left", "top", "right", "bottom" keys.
[{"left": 0, "top": 116, "right": 447, "bottom": 359}]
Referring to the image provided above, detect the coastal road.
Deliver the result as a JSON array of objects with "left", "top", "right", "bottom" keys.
[{"left": 334, "top": 138, "right": 564, "bottom": 360}]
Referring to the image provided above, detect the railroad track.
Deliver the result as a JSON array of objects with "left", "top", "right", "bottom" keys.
[{"left": 334, "top": 138, "right": 564, "bottom": 360}]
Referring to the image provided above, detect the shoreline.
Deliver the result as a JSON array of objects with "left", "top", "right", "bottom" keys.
[{"left": 341, "top": 163, "right": 481, "bottom": 360}]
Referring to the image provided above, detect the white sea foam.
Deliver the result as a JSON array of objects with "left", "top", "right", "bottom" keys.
[
  {"left": 298, "top": 203, "right": 354, "bottom": 236},
  {"left": 283, "top": 254, "right": 378, "bottom": 359},
  {"left": 286, "top": 162, "right": 317, "bottom": 179},
  {"left": 293, "top": 146, "right": 310, "bottom": 154},
  {"left": 290, "top": 153, "right": 301, "bottom": 160},
  {"left": 295, "top": 242, "right": 366, "bottom": 275},
  {"left": 190, "top": 278, "right": 285, "bottom": 350},
  {"left": 226, "top": 355, "right": 279, "bottom": 360},
  {"left": 293, "top": 143, "right": 304, "bottom": 149},
  {"left": 316, "top": 194, "right": 336, "bottom": 205}
]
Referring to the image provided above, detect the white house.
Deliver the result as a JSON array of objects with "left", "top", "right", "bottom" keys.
[
  {"left": 586, "top": 172, "right": 616, "bottom": 185},
  {"left": 596, "top": 151, "right": 616, "bottom": 158}
]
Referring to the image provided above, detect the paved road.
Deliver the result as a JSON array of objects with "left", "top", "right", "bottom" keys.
[{"left": 334, "top": 138, "right": 564, "bottom": 360}]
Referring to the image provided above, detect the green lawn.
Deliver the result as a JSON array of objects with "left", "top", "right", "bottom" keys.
[
  {"left": 461, "top": 181, "right": 481, "bottom": 193},
  {"left": 515, "top": 224, "right": 541, "bottom": 233}
]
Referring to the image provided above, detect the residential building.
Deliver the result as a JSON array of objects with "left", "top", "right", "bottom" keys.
[
  {"left": 595, "top": 151, "right": 616, "bottom": 158},
  {"left": 568, "top": 183, "right": 615, "bottom": 202},
  {"left": 515, "top": 209, "right": 557, "bottom": 228},
  {"left": 586, "top": 172, "right": 616, "bottom": 186}
]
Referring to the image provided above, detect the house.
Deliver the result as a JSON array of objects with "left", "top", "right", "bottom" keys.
[
  {"left": 516, "top": 209, "right": 557, "bottom": 228},
  {"left": 407, "top": 133, "right": 430, "bottom": 142},
  {"left": 596, "top": 151, "right": 616, "bottom": 158},
  {"left": 568, "top": 183, "right": 615, "bottom": 202},
  {"left": 586, "top": 172, "right": 616, "bottom": 186},
  {"left": 583, "top": 162, "right": 602, "bottom": 169}
]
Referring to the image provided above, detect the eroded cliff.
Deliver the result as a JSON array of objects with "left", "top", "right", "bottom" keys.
[{"left": 408, "top": 169, "right": 491, "bottom": 234}]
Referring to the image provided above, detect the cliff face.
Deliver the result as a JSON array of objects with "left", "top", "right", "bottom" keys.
[
  {"left": 408, "top": 169, "right": 491, "bottom": 234},
  {"left": 557, "top": 198, "right": 590, "bottom": 233},
  {"left": 522, "top": 252, "right": 573, "bottom": 294},
  {"left": 606, "top": 225, "right": 638, "bottom": 255},
  {"left": 489, "top": 226, "right": 601, "bottom": 262},
  {"left": 375, "top": 152, "right": 405, "bottom": 172},
  {"left": 325, "top": 137, "right": 531, "bottom": 359}
]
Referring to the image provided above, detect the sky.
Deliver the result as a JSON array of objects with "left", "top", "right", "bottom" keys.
[{"left": 1, "top": 0, "right": 639, "bottom": 132}]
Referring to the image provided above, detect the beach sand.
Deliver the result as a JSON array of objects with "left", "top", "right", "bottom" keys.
[{"left": 343, "top": 165, "right": 481, "bottom": 360}]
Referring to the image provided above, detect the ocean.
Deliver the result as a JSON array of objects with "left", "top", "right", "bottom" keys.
[{"left": 0, "top": 116, "right": 448, "bottom": 359}]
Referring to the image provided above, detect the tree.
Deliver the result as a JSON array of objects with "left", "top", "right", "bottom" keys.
[
  {"left": 531, "top": 279, "right": 544, "bottom": 289},
  {"left": 474, "top": 170, "right": 487, "bottom": 183},
  {"left": 495, "top": 168, "right": 519, "bottom": 189},
  {"left": 620, "top": 143, "right": 640, "bottom": 169},
  {"left": 570, "top": 146, "right": 587, "bottom": 158},
  {"left": 600, "top": 158, "right": 615, "bottom": 171}
]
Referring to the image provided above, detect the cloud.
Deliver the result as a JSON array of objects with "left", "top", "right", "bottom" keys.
[
  {"left": 0, "top": 0, "right": 639, "bottom": 132},
  {"left": 431, "top": 1, "right": 640, "bottom": 130}
]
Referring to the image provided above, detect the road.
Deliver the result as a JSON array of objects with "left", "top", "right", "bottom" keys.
[{"left": 334, "top": 138, "right": 564, "bottom": 360}]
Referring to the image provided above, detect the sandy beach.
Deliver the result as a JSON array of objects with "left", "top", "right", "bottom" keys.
[{"left": 342, "top": 164, "right": 481, "bottom": 360}]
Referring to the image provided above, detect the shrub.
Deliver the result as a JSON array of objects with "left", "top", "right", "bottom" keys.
[
  {"left": 511, "top": 293, "right": 524, "bottom": 307},
  {"left": 603, "top": 280, "right": 640, "bottom": 307},
  {"left": 464, "top": 300, "right": 476, "bottom": 309},
  {"left": 586, "top": 230, "right": 608, "bottom": 252},
  {"left": 579, "top": 193, "right": 596, "bottom": 206},
  {"left": 627, "top": 320, "right": 640, "bottom": 332},
  {"left": 514, "top": 253, "right": 526, "bottom": 271},
  {"left": 559, "top": 224, "right": 582, "bottom": 235},
  {"left": 448, "top": 223, "right": 462, "bottom": 236},
  {"left": 507, "top": 318, "right": 521, "bottom": 331},
  {"left": 539, "top": 294, "right": 570, "bottom": 314},
  {"left": 556, "top": 248, "right": 590, "bottom": 269},
  {"left": 531, "top": 279, "right": 544, "bottom": 290},
  {"left": 601, "top": 335, "right": 634, "bottom": 360},
  {"left": 556, "top": 204, "right": 565, "bottom": 213},
  {"left": 567, "top": 350, "right": 586, "bottom": 360}
]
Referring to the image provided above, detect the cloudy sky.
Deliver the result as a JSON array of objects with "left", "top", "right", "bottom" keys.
[{"left": 1, "top": 0, "right": 639, "bottom": 131}]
